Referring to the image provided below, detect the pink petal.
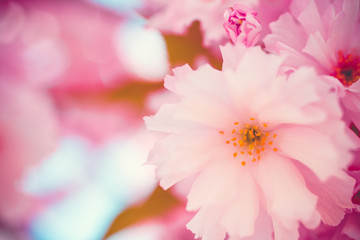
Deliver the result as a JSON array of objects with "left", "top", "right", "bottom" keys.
[
  {"left": 295, "top": 162, "right": 355, "bottom": 226},
  {"left": 148, "top": 129, "right": 222, "bottom": 189},
  {"left": 224, "top": 46, "right": 285, "bottom": 114},
  {"left": 144, "top": 103, "right": 195, "bottom": 133},
  {"left": 342, "top": 212, "right": 360, "bottom": 239},
  {"left": 272, "top": 220, "right": 299, "bottom": 240},
  {"left": 259, "top": 68, "right": 327, "bottom": 125},
  {"left": 220, "top": 169, "right": 259, "bottom": 238},
  {"left": 186, "top": 155, "right": 240, "bottom": 211},
  {"left": 254, "top": 152, "right": 320, "bottom": 230},
  {"left": 275, "top": 126, "right": 342, "bottom": 181},
  {"left": 303, "top": 32, "right": 335, "bottom": 71},
  {"left": 297, "top": 0, "right": 326, "bottom": 37},
  {"left": 236, "top": 207, "right": 274, "bottom": 240},
  {"left": 264, "top": 13, "right": 307, "bottom": 53},
  {"left": 186, "top": 206, "right": 227, "bottom": 240}
]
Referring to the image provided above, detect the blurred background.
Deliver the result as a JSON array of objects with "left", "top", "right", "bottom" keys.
[{"left": 0, "top": 0, "right": 222, "bottom": 239}]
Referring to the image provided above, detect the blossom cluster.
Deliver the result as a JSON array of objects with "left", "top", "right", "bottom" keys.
[
  {"left": 144, "top": 0, "right": 360, "bottom": 239},
  {"left": 1, "top": 0, "right": 360, "bottom": 239}
]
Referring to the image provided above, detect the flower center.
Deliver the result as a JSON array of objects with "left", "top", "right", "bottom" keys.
[
  {"left": 332, "top": 51, "right": 360, "bottom": 87},
  {"left": 219, "top": 117, "right": 278, "bottom": 166}
]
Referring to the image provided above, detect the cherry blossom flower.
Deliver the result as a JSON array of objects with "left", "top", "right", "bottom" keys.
[
  {"left": 223, "top": 4, "right": 261, "bottom": 46},
  {"left": 145, "top": 44, "right": 358, "bottom": 239},
  {"left": 264, "top": 0, "right": 360, "bottom": 127}
]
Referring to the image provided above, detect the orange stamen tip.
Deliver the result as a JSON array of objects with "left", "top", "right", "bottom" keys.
[
  {"left": 219, "top": 131, "right": 224, "bottom": 134},
  {"left": 248, "top": 151, "right": 252, "bottom": 155},
  {"left": 240, "top": 151, "right": 245, "bottom": 154},
  {"left": 233, "top": 142, "right": 237, "bottom": 146},
  {"left": 268, "top": 141, "right": 273, "bottom": 145},
  {"left": 273, "top": 148, "right": 278, "bottom": 152},
  {"left": 252, "top": 158, "right": 256, "bottom": 162},
  {"left": 232, "top": 129, "right": 236, "bottom": 134},
  {"left": 263, "top": 123, "right": 268, "bottom": 128},
  {"left": 226, "top": 140, "right": 230, "bottom": 144},
  {"left": 265, "top": 132, "right": 270, "bottom": 136},
  {"left": 234, "top": 122, "right": 239, "bottom": 125},
  {"left": 273, "top": 134, "right": 277, "bottom": 138},
  {"left": 241, "top": 161, "right": 246, "bottom": 166},
  {"left": 233, "top": 152, "right": 238, "bottom": 158},
  {"left": 250, "top": 117, "right": 255, "bottom": 121}
]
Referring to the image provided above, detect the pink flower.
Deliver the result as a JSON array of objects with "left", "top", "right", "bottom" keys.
[
  {"left": 264, "top": 0, "right": 360, "bottom": 127},
  {"left": 0, "top": 0, "right": 125, "bottom": 89},
  {"left": 0, "top": 0, "right": 168, "bottom": 143},
  {"left": 145, "top": 44, "right": 357, "bottom": 239},
  {"left": 223, "top": 4, "right": 261, "bottom": 46}
]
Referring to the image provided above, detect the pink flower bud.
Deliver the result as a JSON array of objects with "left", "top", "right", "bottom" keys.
[{"left": 223, "top": 4, "right": 261, "bottom": 47}]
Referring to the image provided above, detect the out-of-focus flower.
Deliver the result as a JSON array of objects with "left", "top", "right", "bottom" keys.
[
  {"left": 0, "top": 0, "right": 166, "bottom": 232},
  {"left": 145, "top": 44, "right": 357, "bottom": 239},
  {"left": 0, "top": 81, "right": 58, "bottom": 225},
  {"left": 0, "top": 0, "right": 168, "bottom": 143},
  {"left": 264, "top": 0, "right": 360, "bottom": 127},
  {"left": 223, "top": 4, "right": 261, "bottom": 46}
]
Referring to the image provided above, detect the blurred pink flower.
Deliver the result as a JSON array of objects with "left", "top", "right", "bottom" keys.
[
  {"left": 223, "top": 4, "right": 261, "bottom": 46},
  {"left": 0, "top": 0, "right": 128, "bottom": 89},
  {"left": 0, "top": 0, "right": 167, "bottom": 143},
  {"left": 0, "top": 81, "right": 58, "bottom": 225},
  {"left": 145, "top": 44, "right": 357, "bottom": 239},
  {"left": 264, "top": 0, "right": 360, "bottom": 127}
]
